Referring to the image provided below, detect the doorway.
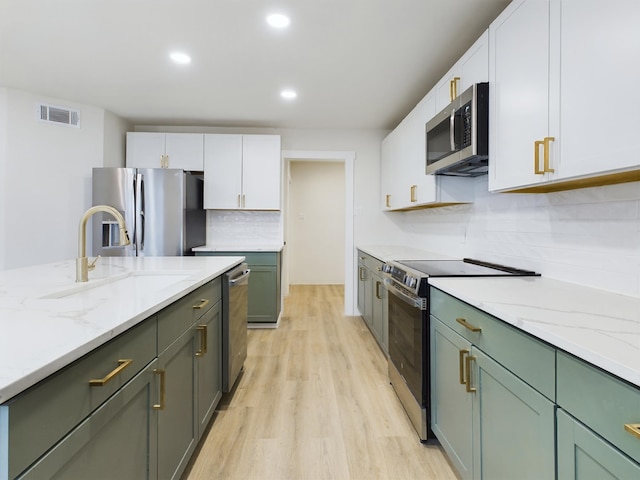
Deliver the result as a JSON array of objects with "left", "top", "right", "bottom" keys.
[
  {"left": 288, "top": 160, "right": 345, "bottom": 284},
  {"left": 282, "top": 150, "right": 356, "bottom": 315}
]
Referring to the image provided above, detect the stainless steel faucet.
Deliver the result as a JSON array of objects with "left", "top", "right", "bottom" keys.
[{"left": 76, "top": 205, "right": 130, "bottom": 282}]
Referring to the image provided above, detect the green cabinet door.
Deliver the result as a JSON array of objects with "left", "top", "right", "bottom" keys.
[
  {"left": 557, "top": 409, "right": 640, "bottom": 480},
  {"left": 157, "top": 328, "right": 198, "bottom": 480},
  {"left": 18, "top": 360, "right": 158, "bottom": 480},
  {"left": 371, "top": 271, "right": 387, "bottom": 352},
  {"left": 431, "top": 318, "right": 474, "bottom": 480},
  {"left": 248, "top": 265, "right": 278, "bottom": 323},
  {"left": 195, "top": 300, "right": 223, "bottom": 439},
  {"left": 471, "top": 347, "right": 555, "bottom": 480}
]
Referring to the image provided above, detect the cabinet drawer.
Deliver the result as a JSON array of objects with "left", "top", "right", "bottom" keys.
[
  {"left": 5, "top": 318, "right": 156, "bottom": 479},
  {"left": 357, "top": 251, "right": 383, "bottom": 273},
  {"left": 158, "top": 277, "right": 221, "bottom": 352},
  {"left": 430, "top": 287, "right": 555, "bottom": 400},
  {"left": 557, "top": 351, "right": 640, "bottom": 464}
]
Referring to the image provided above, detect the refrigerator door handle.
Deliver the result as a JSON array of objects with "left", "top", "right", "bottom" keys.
[{"left": 135, "top": 173, "right": 144, "bottom": 254}]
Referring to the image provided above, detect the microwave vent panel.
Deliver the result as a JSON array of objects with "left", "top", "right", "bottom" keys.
[{"left": 37, "top": 103, "right": 81, "bottom": 127}]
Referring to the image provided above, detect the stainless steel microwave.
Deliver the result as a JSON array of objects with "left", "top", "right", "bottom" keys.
[{"left": 425, "top": 82, "right": 489, "bottom": 176}]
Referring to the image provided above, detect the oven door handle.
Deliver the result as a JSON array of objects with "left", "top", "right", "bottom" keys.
[{"left": 383, "top": 278, "right": 426, "bottom": 310}]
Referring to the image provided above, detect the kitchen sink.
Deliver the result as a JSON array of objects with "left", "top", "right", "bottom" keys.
[{"left": 40, "top": 270, "right": 194, "bottom": 299}]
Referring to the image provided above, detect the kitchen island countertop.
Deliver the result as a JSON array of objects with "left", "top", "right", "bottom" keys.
[
  {"left": 429, "top": 276, "right": 640, "bottom": 388},
  {"left": 193, "top": 244, "right": 284, "bottom": 253},
  {"left": 0, "top": 255, "right": 244, "bottom": 403}
]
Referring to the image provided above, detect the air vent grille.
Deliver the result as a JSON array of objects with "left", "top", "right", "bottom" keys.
[{"left": 38, "top": 103, "right": 80, "bottom": 127}]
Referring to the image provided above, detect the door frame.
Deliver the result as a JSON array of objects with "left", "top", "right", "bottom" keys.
[{"left": 281, "top": 149, "right": 356, "bottom": 316}]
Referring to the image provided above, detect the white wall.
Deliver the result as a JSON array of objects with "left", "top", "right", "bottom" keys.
[
  {"left": 288, "top": 161, "right": 345, "bottom": 284},
  {"left": 395, "top": 177, "right": 640, "bottom": 296},
  {"left": 0, "top": 88, "right": 130, "bottom": 270},
  {"left": 0, "top": 89, "right": 7, "bottom": 270}
]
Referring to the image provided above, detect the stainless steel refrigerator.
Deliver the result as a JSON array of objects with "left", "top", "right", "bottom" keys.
[{"left": 92, "top": 168, "right": 206, "bottom": 257}]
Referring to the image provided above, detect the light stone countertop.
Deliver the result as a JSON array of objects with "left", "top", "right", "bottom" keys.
[
  {"left": 428, "top": 276, "right": 640, "bottom": 388},
  {"left": 357, "top": 245, "right": 454, "bottom": 262},
  {"left": 0, "top": 255, "right": 244, "bottom": 403},
  {"left": 193, "top": 244, "right": 284, "bottom": 253}
]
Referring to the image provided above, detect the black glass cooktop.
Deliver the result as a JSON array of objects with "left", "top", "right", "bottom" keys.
[{"left": 396, "top": 258, "right": 538, "bottom": 277}]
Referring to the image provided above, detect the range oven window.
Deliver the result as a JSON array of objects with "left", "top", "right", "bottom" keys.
[{"left": 388, "top": 289, "right": 425, "bottom": 404}]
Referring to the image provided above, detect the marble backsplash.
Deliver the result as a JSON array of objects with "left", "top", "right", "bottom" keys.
[{"left": 206, "top": 210, "right": 283, "bottom": 246}]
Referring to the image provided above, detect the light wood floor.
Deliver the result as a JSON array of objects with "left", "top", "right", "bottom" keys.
[{"left": 184, "top": 285, "right": 457, "bottom": 480}]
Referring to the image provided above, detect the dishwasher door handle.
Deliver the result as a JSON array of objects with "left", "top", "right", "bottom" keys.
[{"left": 230, "top": 269, "right": 251, "bottom": 286}]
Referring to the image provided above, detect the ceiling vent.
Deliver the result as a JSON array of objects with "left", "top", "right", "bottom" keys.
[{"left": 37, "top": 103, "right": 80, "bottom": 127}]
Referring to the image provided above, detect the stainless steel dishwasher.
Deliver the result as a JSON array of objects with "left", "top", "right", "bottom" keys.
[{"left": 223, "top": 262, "right": 250, "bottom": 392}]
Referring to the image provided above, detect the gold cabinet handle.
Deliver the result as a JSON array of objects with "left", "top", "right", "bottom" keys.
[
  {"left": 410, "top": 185, "right": 417, "bottom": 203},
  {"left": 543, "top": 136, "right": 555, "bottom": 173},
  {"left": 459, "top": 349, "right": 470, "bottom": 385},
  {"left": 375, "top": 281, "right": 382, "bottom": 300},
  {"left": 359, "top": 266, "right": 365, "bottom": 281},
  {"left": 534, "top": 140, "right": 544, "bottom": 174},
  {"left": 153, "top": 368, "right": 166, "bottom": 410},
  {"left": 195, "top": 325, "right": 208, "bottom": 357},
  {"left": 89, "top": 359, "right": 133, "bottom": 386},
  {"left": 456, "top": 317, "right": 481, "bottom": 332},
  {"left": 465, "top": 355, "right": 477, "bottom": 393},
  {"left": 192, "top": 298, "right": 210, "bottom": 310},
  {"left": 624, "top": 424, "right": 640, "bottom": 440},
  {"left": 450, "top": 76, "right": 460, "bottom": 102},
  {"left": 385, "top": 194, "right": 391, "bottom": 208}
]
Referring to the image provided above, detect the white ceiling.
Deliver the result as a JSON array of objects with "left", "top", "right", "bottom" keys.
[{"left": 0, "top": 0, "right": 511, "bottom": 130}]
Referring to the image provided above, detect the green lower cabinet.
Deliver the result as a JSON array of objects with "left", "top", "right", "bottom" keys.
[
  {"left": 157, "top": 327, "right": 199, "bottom": 480},
  {"left": 18, "top": 360, "right": 159, "bottom": 480},
  {"left": 371, "top": 271, "right": 387, "bottom": 353},
  {"left": 195, "top": 251, "right": 281, "bottom": 324},
  {"left": 196, "top": 301, "right": 223, "bottom": 438},
  {"left": 247, "top": 265, "right": 279, "bottom": 323},
  {"left": 431, "top": 318, "right": 473, "bottom": 480},
  {"left": 557, "top": 409, "right": 640, "bottom": 480},
  {"left": 472, "top": 347, "right": 556, "bottom": 480}
]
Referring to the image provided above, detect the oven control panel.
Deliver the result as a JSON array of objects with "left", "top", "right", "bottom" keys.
[{"left": 381, "top": 263, "right": 421, "bottom": 294}]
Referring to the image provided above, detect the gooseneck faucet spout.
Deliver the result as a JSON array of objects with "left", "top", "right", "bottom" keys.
[{"left": 76, "top": 205, "right": 130, "bottom": 282}]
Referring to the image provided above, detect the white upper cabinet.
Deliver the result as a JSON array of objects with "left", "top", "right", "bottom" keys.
[
  {"left": 126, "top": 132, "right": 204, "bottom": 170},
  {"left": 381, "top": 31, "right": 487, "bottom": 211},
  {"left": 489, "top": 0, "right": 640, "bottom": 192},
  {"left": 203, "top": 134, "right": 281, "bottom": 210},
  {"left": 381, "top": 90, "right": 473, "bottom": 210},
  {"left": 435, "top": 30, "right": 489, "bottom": 113}
]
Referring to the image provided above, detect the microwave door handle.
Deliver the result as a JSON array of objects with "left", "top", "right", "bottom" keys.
[{"left": 450, "top": 108, "right": 456, "bottom": 151}]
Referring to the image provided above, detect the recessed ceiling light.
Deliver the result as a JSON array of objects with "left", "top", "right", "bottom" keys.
[
  {"left": 267, "top": 13, "right": 290, "bottom": 29},
  {"left": 281, "top": 89, "right": 297, "bottom": 100},
  {"left": 170, "top": 52, "right": 191, "bottom": 65}
]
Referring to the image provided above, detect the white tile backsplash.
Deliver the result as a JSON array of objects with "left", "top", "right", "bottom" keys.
[
  {"left": 399, "top": 177, "right": 640, "bottom": 296},
  {"left": 206, "top": 210, "right": 283, "bottom": 245}
]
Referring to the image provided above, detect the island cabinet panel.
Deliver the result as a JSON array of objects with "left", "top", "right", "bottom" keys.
[
  {"left": 557, "top": 351, "right": 640, "bottom": 466},
  {"left": 156, "top": 278, "right": 223, "bottom": 480},
  {"left": 3, "top": 319, "right": 156, "bottom": 479},
  {"left": 157, "top": 276, "right": 221, "bottom": 352},
  {"left": 195, "top": 301, "right": 222, "bottom": 438},
  {"left": 1, "top": 275, "right": 225, "bottom": 480},
  {"left": 17, "top": 361, "right": 159, "bottom": 480}
]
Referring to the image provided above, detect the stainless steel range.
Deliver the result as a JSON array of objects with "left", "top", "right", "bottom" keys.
[{"left": 381, "top": 258, "right": 539, "bottom": 442}]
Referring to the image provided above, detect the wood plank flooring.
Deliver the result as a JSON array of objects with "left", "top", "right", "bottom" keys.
[{"left": 183, "top": 285, "right": 457, "bottom": 480}]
